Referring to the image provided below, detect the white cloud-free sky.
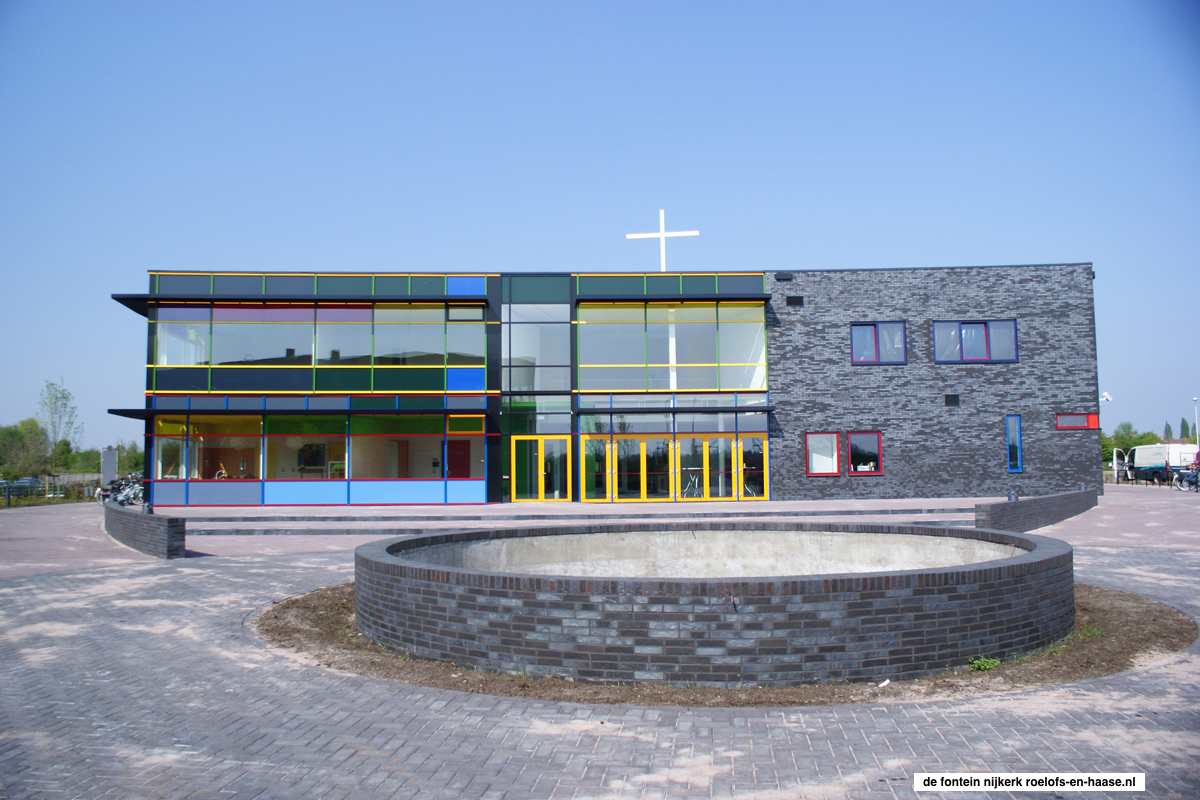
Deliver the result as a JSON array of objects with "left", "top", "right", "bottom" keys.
[{"left": 1, "top": 1, "right": 1197, "bottom": 447}]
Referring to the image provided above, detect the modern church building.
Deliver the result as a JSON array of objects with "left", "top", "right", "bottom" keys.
[{"left": 110, "top": 264, "right": 1102, "bottom": 506}]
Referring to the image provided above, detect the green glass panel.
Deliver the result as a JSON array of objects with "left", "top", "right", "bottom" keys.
[
  {"left": 511, "top": 275, "right": 570, "bottom": 303},
  {"left": 373, "top": 368, "right": 444, "bottom": 392},
  {"left": 350, "top": 396, "right": 396, "bottom": 410},
  {"left": 349, "top": 415, "right": 444, "bottom": 435},
  {"left": 513, "top": 439, "right": 538, "bottom": 499},
  {"left": 645, "top": 274, "right": 681, "bottom": 295},
  {"left": 614, "top": 438, "right": 641, "bottom": 499},
  {"left": 582, "top": 438, "right": 608, "bottom": 500},
  {"left": 315, "top": 368, "right": 371, "bottom": 392},
  {"left": 265, "top": 415, "right": 345, "bottom": 435},
  {"left": 577, "top": 275, "right": 645, "bottom": 296},
  {"left": 317, "top": 275, "right": 373, "bottom": 296},
  {"left": 410, "top": 275, "right": 445, "bottom": 295},
  {"left": 681, "top": 274, "right": 716, "bottom": 295},
  {"left": 374, "top": 276, "right": 409, "bottom": 296},
  {"left": 396, "top": 395, "right": 444, "bottom": 409},
  {"left": 447, "top": 416, "right": 484, "bottom": 433}
]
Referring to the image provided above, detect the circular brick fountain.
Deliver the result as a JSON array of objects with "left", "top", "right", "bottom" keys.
[{"left": 354, "top": 521, "right": 1073, "bottom": 686}]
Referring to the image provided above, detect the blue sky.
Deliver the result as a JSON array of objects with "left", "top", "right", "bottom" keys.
[{"left": 1, "top": 1, "right": 1198, "bottom": 447}]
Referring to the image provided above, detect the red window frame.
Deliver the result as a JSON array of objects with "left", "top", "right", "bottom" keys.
[
  {"left": 805, "top": 432, "right": 840, "bottom": 476},
  {"left": 1056, "top": 413, "right": 1099, "bottom": 430},
  {"left": 847, "top": 431, "right": 882, "bottom": 476}
]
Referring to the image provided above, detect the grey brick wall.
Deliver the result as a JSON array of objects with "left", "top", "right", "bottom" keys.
[
  {"left": 104, "top": 503, "right": 186, "bottom": 559},
  {"left": 975, "top": 488, "right": 1098, "bottom": 533},
  {"left": 765, "top": 264, "right": 1103, "bottom": 499},
  {"left": 354, "top": 521, "right": 1075, "bottom": 686}
]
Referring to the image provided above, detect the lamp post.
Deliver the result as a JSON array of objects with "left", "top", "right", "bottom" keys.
[{"left": 1194, "top": 397, "right": 1198, "bottom": 448}]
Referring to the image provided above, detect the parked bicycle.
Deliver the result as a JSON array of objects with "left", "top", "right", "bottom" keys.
[{"left": 1174, "top": 469, "right": 1199, "bottom": 493}]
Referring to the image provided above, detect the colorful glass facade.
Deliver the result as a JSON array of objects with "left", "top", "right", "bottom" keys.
[{"left": 113, "top": 271, "right": 770, "bottom": 505}]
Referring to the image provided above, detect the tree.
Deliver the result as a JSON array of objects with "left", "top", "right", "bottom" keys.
[
  {"left": 0, "top": 419, "right": 52, "bottom": 478},
  {"left": 51, "top": 439, "right": 73, "bottom": 472},
  {"left": 1164, "top": 422, "right": 1173, "bottom": 440},
  {"left": 1182, "top": 418, "right": 1191, "bottom": 440},
  {"left": 38, "top": 381, "right": 83, "bottom": 454}
]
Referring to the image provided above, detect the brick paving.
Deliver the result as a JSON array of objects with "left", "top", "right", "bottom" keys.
[{"left": 0, "top": 486, "right": 1197, "bottom": 799}]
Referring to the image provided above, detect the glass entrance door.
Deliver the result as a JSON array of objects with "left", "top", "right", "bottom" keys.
[
  {"left": 580, "top": 435, "right": 609, "bottom": 502},
  {"left": 738, "top": 437, "right": 767, "bottom": 500},
  {"left": 583, "top": 435, "right": 675, "bottom": 502},
  {"left": 675, "top": 435, "right": 742, "bottom": 500},
  {"left": 511, "top": 435, "right": 572, "bottom": 501}
]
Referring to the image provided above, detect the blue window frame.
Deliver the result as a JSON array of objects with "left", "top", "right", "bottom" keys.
[
  {"left": 1006, "top": 414, "right": 1023, "bottom": 472},
  {"left": 933, "top": 320, "right": 1018, "bottom": 363},
  {"left": 850, "top": 322, "right": 906, "bottom": 364}
]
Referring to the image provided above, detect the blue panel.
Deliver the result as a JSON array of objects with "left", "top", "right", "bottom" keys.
[
  {"left": 446, "top": 480, "right": 486, "bottom": 504},
  {"left": 446, "top": 368, "right": 486, "bottom": 392},
  {"left": 349, "top": 480, "right": 445, "bottom": 505},
  {"left": 446, "top": 276, "right": 486, "bottom": 296},
  {"left": 264, "top": 481, "right": 348, "bottom": 505},
  {"left": 151, "top": 481, "right": 186, "bottom": 505},
  {"left": 186, "top": 481, "right": 263, "bottom": 505}
]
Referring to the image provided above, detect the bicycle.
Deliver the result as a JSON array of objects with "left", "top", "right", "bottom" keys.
[{"left": 1174, "top": 470, "right": 1199, "bottom": 492}]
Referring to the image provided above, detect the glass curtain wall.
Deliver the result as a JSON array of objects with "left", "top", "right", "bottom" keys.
[{"left": 578, "top": 303, "right": 766, "bottom": 392}]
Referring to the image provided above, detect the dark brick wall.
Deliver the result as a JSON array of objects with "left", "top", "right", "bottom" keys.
[
  {"left": 355, "top": 521, "right": 1075, "bottom": 686},
  {"left": 104, "top": 503, "right": 186, "bottom": 559},
  {"left": 765, "top": 264, "right": 1103, "bottom": 499},
  {"left": 975, "top": 489, "right": 1098, "bottom": 533}
]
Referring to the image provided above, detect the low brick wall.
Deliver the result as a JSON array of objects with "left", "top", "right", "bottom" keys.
[
  {"left": 974, "top": 489, "right": 1098, "bottom": 533},
  {"left": 104, "top": 502, "right": 186, "bottom": 559},
  {"left": 355, "top": 521, "right": 1074, "bottom": 686}
]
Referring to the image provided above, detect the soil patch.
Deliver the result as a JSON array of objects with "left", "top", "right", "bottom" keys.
[{"left": 255, "top": 582, "right": 1196, "bottom": 707}]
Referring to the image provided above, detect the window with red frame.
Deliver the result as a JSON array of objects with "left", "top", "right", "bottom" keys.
[
  {"left": 805, "top": 432, "right": 839, "bottom": 476},
  {"left": 848, "top": 432, "right": 882, "bottom": 475},
  {"left": 1056, "top": 413, "right": 1099, "bottom": 430}
]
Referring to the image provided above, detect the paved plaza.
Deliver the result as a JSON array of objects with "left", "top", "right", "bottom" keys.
[{"left": 1, "top": 485, "right": 1197, "bottom": 799}]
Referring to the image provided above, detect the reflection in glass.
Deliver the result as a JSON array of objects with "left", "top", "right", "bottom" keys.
[
  {"left": 155, "top": 437, "right": 185, "bottom": 479},
  {"left": 851, "top": 324, "right": 877, "bottom": 363},
  {"left": 678, "top": 438, "right": 705, "bottom": 498},
  {"left": 741, "top": 437, "right": 765, "bottom": 497},
  {"left": 645, "top": 438, "right": 672, "bottom": 499},
  {"left": 708, "top": 438, "right": 734, "bottom": 498},
  {"left": 848, "top": 432, "right": 881, "bottom": 474},
  {"left": 988, "top": 320, "right": 1017, "bottom": 361},
  {"left": 717, "top": 322, "right": 765, "bottom": 365},
  {"left": 446, "top": 324, "right": 485, "bottom": 365},
  {"left": 509, "top": 324, "right": 571, "bottom": 366},
  {"left": 513, "top": 439, "right": 538, "bottom": 500},
  {"left": 876, "top": 322, "right": 905, "bottom": 362},
  {"left": 156, "top": 323, "right": 210, "bottom": 365},
  {"left": 543, "top": 439, "right": 569, "bottom": 499},
  {"left": 582, "top": 438, "right": 608, "bottom": 500},
  {"left": 211, "top": 323, "right": 314, "bottom": 365},
  {"left": 961, "top": 323, "right": 989, "bottom": 360},
  {"left": 806, "top": 433, "right": 839, "bottom": 475},
  {"left": 316, "top": 324, "right": 371, "bottom": 365},
  {"left": 615, "top": 438, "right": 641, "bottom": 500},
  {"left": 373, "top": 324, "right": 444, "bottom": 364},
  {"left": 934, "top": 322, "right": 961, "bottom": 362}
]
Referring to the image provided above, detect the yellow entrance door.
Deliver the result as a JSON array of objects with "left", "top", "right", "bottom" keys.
[
  {"left": 737, "top": 437, "right": 768, "bottom": 500},
  {"left": 580, "top": 435, "right": 610, "bottom": 503},
  {"left": 510, "top": 435, "right": 572, "bottom": 501},
  {"left": 675, "top": 435, "right": 738, "bottom": 500},
  {"left": 611, "top": 435, "right": 674, "bottom": 502}
]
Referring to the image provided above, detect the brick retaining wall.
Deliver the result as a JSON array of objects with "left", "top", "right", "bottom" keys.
[
  {"left": 355, "top": 521, "right": 1074, "bottom": 686},
  {"left": 974, "top": 489, "right": 1097, "bottom": 533},
  {"left": 104, "top": 502, "right": 186, "bottom": 559}
]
